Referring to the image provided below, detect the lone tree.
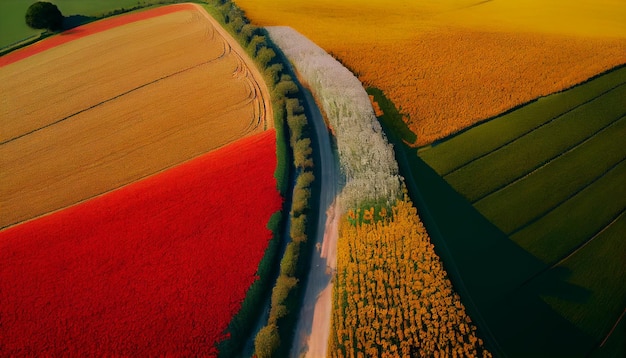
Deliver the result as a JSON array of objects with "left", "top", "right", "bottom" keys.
[{"left": 25, "top": 2, "right": 64, "bottom": 31}]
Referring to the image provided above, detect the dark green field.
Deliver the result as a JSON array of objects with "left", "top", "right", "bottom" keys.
[{"left": 371, "top": 64, "right": 626, "bottom": 357}]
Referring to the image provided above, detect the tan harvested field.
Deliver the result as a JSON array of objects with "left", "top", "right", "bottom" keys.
[{"left": 0, "top": 5, "right": 271, "bottom": 229}]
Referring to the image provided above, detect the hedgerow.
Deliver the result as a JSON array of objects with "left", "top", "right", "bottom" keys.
[{"left": 206, "top": 2, "right": 318, "bottom": 357}]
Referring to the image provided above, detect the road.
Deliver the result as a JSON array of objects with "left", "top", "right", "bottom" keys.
[{"left": 289, "top": 85, "right": 341, "bottom": 358}]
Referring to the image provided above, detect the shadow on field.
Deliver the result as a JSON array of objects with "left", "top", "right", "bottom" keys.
[
  {"left": 407, "top": 150, "right": 592, "bottom": 357},
  {"left": 370, "top": 88, "right": 595, "bottom": 357},
  {"left": 62, "top": 15, "right": 96, "bottom": 31}
]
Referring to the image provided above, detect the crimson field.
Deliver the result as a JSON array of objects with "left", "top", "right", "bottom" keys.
[{"left": 0, "top": 130, "right": 281, "bottom": 355}]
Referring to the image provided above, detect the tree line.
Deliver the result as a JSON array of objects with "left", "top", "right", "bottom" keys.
[{"left": 206, "top": 1, "right": 317, "bottom": 357}]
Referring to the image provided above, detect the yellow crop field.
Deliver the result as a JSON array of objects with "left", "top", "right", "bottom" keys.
[
  {"left": 0, "top": 5, "right": 271, "bottom": 229},
  {"left": 235, "top": 0, "right": 626, "bottom": 145},
  {"left": 330, "top": 198, "right": 490, "bottom": 357}
]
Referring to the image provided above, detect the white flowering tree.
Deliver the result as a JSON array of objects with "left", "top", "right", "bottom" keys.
[{"left": 267, "top": 27, "right": 401, "bottom": 211}]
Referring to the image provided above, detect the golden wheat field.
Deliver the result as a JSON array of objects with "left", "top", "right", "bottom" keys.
[
  {"left": 0, "top": 5, "right": 271, "bottom": 229},
  {"left": 236, "top": 0, "right": 626, "bottom": 145}
]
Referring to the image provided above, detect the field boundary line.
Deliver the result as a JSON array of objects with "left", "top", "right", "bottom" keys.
[
  {"left": 0, "top": 54, "right": 228, "bottom": 146},
  {"left": 514, "top": 210, "right": 625, "bottom": 293},
  {"left": 507, "top": 156, "right": 626, "bottom": 237},
  {"left": 441, "top": 82, "right": 626, "bottom": 177},
  {"left": 0, "top": 130, "right": 272, "bottom": 231},
  {"left": 600, "top": 308, "right": 626, "bottom": 348},
  {"left": 551, "top": 211, "right": 625, "bottom": 269},
  {"left": 423, "top": 64, "right": 626, "bottom": 152},
  {"left": 473, "top": 114, "right": 626, "bottom": 206}
]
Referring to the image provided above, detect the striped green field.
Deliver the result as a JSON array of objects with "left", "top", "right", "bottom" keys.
[
  {"left": 477, "top": 118, "right": 626, "bottom": 237},
  {"left": 541, "top": 212, "right": 626, "bottom": 342},
  {"left": 440, "top": 84, "right": 625, "bottom": 203},
  {"left": 415, "top": 65, "right": 626, "bottom": 356},
  {"left": 419, "top": 66, "right": 626, "bottom": 175}
]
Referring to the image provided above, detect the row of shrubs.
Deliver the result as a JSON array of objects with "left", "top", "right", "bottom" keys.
[
  {"left": 205, "top": 1, "right": 317, "bottom": 357},
  {"left": 5, "top": 1, "right": 312, "bottom": 356},
  {"left": 252, "top": 33, "right": 318, "bottom": 358}
]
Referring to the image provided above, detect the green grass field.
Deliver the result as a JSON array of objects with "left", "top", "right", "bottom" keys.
[
  {"left": 0, "top": 0, "right": 172, "bottom": 48},
  {"left": 418, "top": 66, "right": 626, "bottom": 175},
  {"left": 373, "top": 64, "right": 626, "bottom": 357},
  {"left": 542, "top": 212, "right": 626, "bottom": 342},
  {"left": 511, "top": 159, "right": 626, "bottom": 263},
  {"left": 0, "top": 0, "right": 42, "bottom": 47},
  {"left": 475, "top": 116, "right": 626, "bottom": 235},
  {"left": 442, "top": 84, "right": 626, "bottom": 202}
]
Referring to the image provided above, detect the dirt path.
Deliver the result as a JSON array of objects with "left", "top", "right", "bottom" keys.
[
  {"left": 288, "top": 83, "right": 341, "bottom": 357},
  {"left": 303, "top": 201, "right": 340, "bottom": 358}
]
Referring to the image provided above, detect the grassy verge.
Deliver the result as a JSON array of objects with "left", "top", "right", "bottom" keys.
[
  {"left": 445, "top": 84, "right": 626, "bottom": 202},
  {"left": 419, "top": 65, "right": 626, "bottom": 175},
  {"left": 475, "top": 115, "right": 626, "bottom": 234}
]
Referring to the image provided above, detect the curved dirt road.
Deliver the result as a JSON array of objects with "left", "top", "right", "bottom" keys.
[{"left": 289, "top": 85, "right": 341, "bottom": 357}]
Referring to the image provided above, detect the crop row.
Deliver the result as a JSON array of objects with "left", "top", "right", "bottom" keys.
[
  {"left": 511, "top": 159, "right": 626, "bottom": 264},
  {"left": 419, "top": 66, "right": 626, "bottom": 175},
  {"left": 332, "top": 198, "right": 490, "bottom": 358},
  {"left": 476, "top": 116, "right": 626, "bottom": 234},
  {"left": 541, "top": 213, "right": 626, "bottom": 341},
  {"left": 444, "top": 84, "right": 626, "bottom": 202}
]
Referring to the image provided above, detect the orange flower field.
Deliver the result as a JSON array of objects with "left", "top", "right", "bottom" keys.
[
  {"left": 236, "top": 0, "right": 626, "bottom": 145},
  {"left": 332, "top": 31, "right": 626, "bottom": 145},
  {"left": 331, "top": 198, "right": 490, "bottom": 357}
]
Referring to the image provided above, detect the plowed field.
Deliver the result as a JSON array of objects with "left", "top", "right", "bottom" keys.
[{"left": 0, "top": 3, "right": 271, "bottom": 229}]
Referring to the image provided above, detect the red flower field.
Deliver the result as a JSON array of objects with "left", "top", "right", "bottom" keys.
[{"left": 0, "top": 130, "right": 281, "bottom": 356}]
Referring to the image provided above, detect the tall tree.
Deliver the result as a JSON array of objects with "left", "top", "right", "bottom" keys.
[{"left": 25, "top": 2, "right": 64, "bottom": 31}]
